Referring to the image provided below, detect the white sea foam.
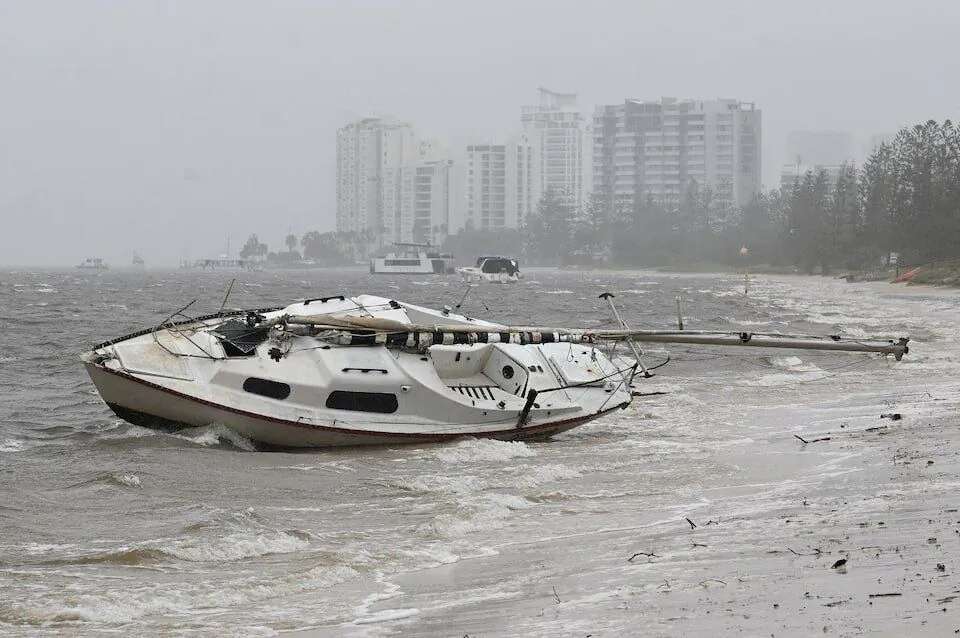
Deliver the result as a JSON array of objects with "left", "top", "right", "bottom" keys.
[
  {"left": 174, "top": 424, "right": 256, "bottom": 451},
  {"left": 0, "top": 439, "right": 25, "bottom": 453},
  {"left": 404, "top": 474, "right": 487, "bottom": 494},
  {"left": 513, "top": 463, "right": 582, "bottom": 488},
  {"left": 3, "top": 564, "right": 357, "bottom": 625},
  {"left": 542, "top": 289, "right": 574, "bottom": 294},
  {"left": 0, "top": 356, "right": 17, "bottom": 363},
  {"left": 432, "top": 438, "right": 536, "bottom": 463},
  {"left": 23, "top": 542, "right": 76, "bottom": 556},
  {"left": 423, "top": 492, "right": 532, "bottom": 538},
  {"left": 353, "top": 608, "right": 420, "bottom": 625},
  {"left": 112, "top": 472, "right": 142, "bottom": 488}
]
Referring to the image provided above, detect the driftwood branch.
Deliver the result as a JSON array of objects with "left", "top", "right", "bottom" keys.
[
  {"left": 698, "top": 578, "right": 727, "bottom": 587},
  {"left": 628, "top": 552, "right": 659, "bottom": 562}
]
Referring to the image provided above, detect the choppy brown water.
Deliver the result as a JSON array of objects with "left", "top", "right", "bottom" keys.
[{"left": 1, "top": 268, "right": 957, "bottom": 636}]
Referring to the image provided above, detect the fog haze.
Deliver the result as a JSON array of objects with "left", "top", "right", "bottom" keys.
[{"left": 2, "top": 0, "right": 958, "bottom": 266}]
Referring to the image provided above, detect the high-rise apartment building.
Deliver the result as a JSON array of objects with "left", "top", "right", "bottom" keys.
[
  {"left": 521, "top": 88, "right": 590, "bottom": 209},
  {"left": 463, "top": 138, "right": 533, "bottom": 231},
  {"left": 337, "top": 118, "right": 454, "bottom": 245},
  {"left": 593, "top": 98, "right": 761, "bottom": 212}
]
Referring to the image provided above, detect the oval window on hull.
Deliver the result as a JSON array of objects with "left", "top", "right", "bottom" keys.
[
  {"left": 243, "top": 377, "right": 291, "bottom": 400},
  {"left": 326, "top": 391, "right": 398, "bottom": 413}
]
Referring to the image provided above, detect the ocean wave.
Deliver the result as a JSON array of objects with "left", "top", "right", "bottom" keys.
[
  {"left": 421, "top": 492, "right": 531, "bottom": 538},
  {"left": 353, "top": 607, "right": 420, "bottom": 625},
  {"left": 172, "top": 424, "right": 257, "bottom": 451},
  {"left": 157, "top": 529, "right": 310, "bottom": 562},
  {"left": 512, "top": 463, "right": 582, "bottom": 489},
  {"left": 0, "top": 563, "right": 358, "bottom": 626},
  {"left": 39, "top": 528, "right": 312, "bottom": 568},
  {"left": 431, "top": 438, "right": 536, "bottom": 463},
  {"left": 542, "top": 289, "right": 574, "bottom": 295},
  {"left": 402, "top": 474, "right": 487, "bottom": 495},
  {"left": 0, "top": 439, "right": 25, "bottom": 453},
  {"left": 66, "top": 472, "right": 142, "bottom": 489}
]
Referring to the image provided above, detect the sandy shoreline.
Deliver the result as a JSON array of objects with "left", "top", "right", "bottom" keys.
[
  {"left": 312, "top": 400, "right": 960, "bottom": 637},
  {"left": 295, "top": 279, "right": 960, "bottom": 637}
]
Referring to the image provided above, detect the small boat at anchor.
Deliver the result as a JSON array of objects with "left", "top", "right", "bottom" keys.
[
  {"left": 457, "top": 256, "right": 521, "bottom": 284},
  {"left": 81, "top": 294, "right": 909, "bottom": 449},
  {"left": 76, "top": 257, "right": 109, "bottom": 271}
]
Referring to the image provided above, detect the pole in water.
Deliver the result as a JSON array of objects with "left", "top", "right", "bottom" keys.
[
  {"left": 218, "top": 278, "right": 237, "bottom": 315},
  {"left": 599, "top": 292, "right": 651, "bottom": 378},
  {"left": 454, "top": 284, "right": 473, "bottom": 311},
  {"left": 675, "top": 296, "right": 684, "bottom": 331}
]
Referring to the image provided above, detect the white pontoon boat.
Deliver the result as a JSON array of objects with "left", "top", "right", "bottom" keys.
[
  {"left": 370, "top": 243, "right": 454, "bottom": 275},
  {"left": 81, "top": 294, "right": 909, "bottom": 449}
]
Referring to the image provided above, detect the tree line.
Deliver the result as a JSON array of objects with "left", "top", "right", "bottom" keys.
[
  {"left": 239, "top": 230, "right": 371, "bottom": 266},
  {"left": 499, "top": 119, "right": 960, "bottom": 273}
]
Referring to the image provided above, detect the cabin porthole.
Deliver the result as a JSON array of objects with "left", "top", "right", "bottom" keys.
[
  {"left": 242, "top": 377, "right": 291, "bottom": 400},
  {"left": 501, "top": 365, "right": 515, "bottom": 379},
  {"left": 325, "top": 391, "right": 398, "bottom": 414}
]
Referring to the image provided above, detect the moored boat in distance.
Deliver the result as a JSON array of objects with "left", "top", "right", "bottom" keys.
[
  {"left": 457, "top": 256, "right": 521, "bottom": 283},
  {"left": 370, "top": 243, "right": 454, "bottom": 275},
  {"left": 81, "top": 292, "right": 909, "bottom": 450},
  {"left": 76, "top": 257, "right": 109, "bottom": 271}
]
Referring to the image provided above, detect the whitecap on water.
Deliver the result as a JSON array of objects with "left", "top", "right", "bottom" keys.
[
  {"left": 542, "top": 289, "right": 574, "bottom": 295},
  {"left": 353, "top": 608, "right": 420, "bottom": 625},
  {"left": 0, "top": 439, "right": 25, "bottom": 453},
  {"left": 157, "top": 529, "right": 310, "bottom": 562},
  {"left": 422, "top": 492, "right": 532, "bottom": 538},
  {"left": 1, "top": 563, "right": 358, "bottom": 625},
  {"left": 173, "top": 423, "right": 257, "bottom": 451},
  {"left": 431, "top": 438, "right": 536, "bottom": 463},
  {"left": 512, "top": 463, "right": 582, "bottom": 489},
  {"left": 403, "top": 474, "right": 487, "bottom": 495}
]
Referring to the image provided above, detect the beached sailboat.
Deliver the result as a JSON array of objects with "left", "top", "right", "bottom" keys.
[{"left": 81, "top": 293, "right": 909, "bottom": 449}]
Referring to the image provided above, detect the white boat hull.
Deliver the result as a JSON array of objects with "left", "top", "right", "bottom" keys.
[{"left": 85, "top": 362, "right": 621, "bottom": 448}]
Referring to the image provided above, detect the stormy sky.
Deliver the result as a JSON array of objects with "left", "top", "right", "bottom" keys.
[{"left": 1, "top": 0, "right": 957, "bottom": 266}]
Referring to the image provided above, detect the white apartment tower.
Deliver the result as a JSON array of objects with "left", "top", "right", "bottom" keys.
[
  {"left": 337, "top": 118, "right": 454, "bottom": 245},
  {"left": 593, "top": 98, "right": 761, "bottom": 212},
  {"left": 464, "top": 138, "right": 533, "bottom": 230},
  {"left": 521, "top": 88, "right": 590, "bottom": 209}
]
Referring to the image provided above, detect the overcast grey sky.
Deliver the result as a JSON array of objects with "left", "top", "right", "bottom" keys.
[{"left": 2, "top": 0, "right": 958, "bottom": 266}]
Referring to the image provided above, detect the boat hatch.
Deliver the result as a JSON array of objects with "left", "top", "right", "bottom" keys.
[
  {"left": 211, "top": 319, "right": 269, "bottom": 356},
  {"left": 549, "top": 352, "right": 606, "bottom": 387}
]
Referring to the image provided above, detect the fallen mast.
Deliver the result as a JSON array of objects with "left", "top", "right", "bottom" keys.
[{"left": 279, "top": 315, "right": 909, "bottom": 360}]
